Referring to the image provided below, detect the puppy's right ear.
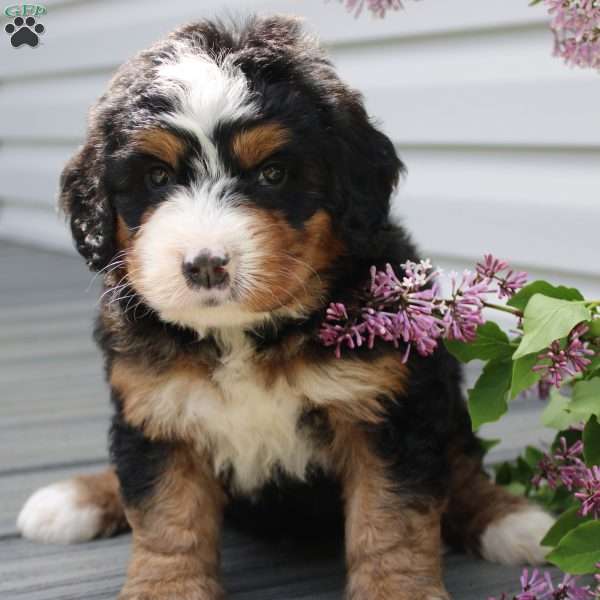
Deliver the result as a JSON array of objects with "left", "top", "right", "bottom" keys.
[{"left": 59, "top": 140, "right": 116, "bottom": 271}]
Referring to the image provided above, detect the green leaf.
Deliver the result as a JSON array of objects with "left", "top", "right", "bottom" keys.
[
  {"left": 494, "top": 462, "right": 512, "bottom": 486},
  {"left": 570, "top": 379, "right": 600, "bottom": 421},
  {"left": 583, "top": 415, "right": 600, "bottom": 467},
  {"left": 504, "top": 481, "right": 527, "bottom": 496},
  {"left": 546, "top": 521, "right": 600, "bottom": 574},
  {"left": 524, "top": 446, "right": 545, "bottom": 469},
  {"left": 444, "top": 322, "right": 514, "bottom": 363},
  {"left": 541, "top": 506, "right": 594, "bottom": 547},
  {"left": 508, "top": 281, "right": 584, "bottom": 312},
  {"left": 587, "top": 353, "right": 600, "bottom": 373},
  {"left": 510, "top": 353, "right": 542, "bottom": 399},
  {"left": 467, "top": 359, "right": 512, "bottom": 430},
  {"left": 514, "top": 295, "right": 591, "bottom": 359},
  {"left": 542, "top": 389, "right": 586, "bottom": 430},
  {"left": 588, "top": 319, "right": 600, "bottom": 337}
]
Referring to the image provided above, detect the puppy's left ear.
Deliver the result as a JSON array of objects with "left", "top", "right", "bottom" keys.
[
  {"left": 329, "top": 90, "right": 404, "bottom": 253},
  {"left": 59, "top": 139, "right": 116, "bottom": 271}
]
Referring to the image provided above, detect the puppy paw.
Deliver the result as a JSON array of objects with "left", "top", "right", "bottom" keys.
[
  {"left": 347, "top": 569, "right": 450, "bottom": 600},
  {"left": 17, "top": 481, "right": 103, "bottom": 543},
  {"left": 480, "top": 505, "right": 555, "bottom": 565}
]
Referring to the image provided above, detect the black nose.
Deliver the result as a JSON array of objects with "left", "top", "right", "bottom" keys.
[{"left": 182, "top": 252, "right": 230, "bottom": 289}]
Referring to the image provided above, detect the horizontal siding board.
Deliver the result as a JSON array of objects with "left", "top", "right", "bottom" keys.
[
  {"left": 0, "top": 146, "right": 76, "bottom": 206},
  {"left": 397, "top": 194, "right": 600, "bottom": 279},
  {"left": 0, "top": 0, "right": 549, "bottom": 79},
  {"left": 0, "top": 205, "right": 72, "bottom": 252}
]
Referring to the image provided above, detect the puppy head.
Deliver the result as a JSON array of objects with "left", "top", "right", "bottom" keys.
[{"left": 60, "top": 17, "right": 403, "bottom": 331}]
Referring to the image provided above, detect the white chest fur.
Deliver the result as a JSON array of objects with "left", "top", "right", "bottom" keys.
[
  {"left": 202, "top": 333, "right": 321, "bottom": 493},
  {"left": 116, "top": 331, "right": 401, "bottom": 495},
  {"left": 119, "top": 332, "right": 321, "bottom": 494}
]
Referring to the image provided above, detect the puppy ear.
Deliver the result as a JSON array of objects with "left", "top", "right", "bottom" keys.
[
  {"left": 330, "top": 90, "right": 404, "bottom": 254},
  {"left": 59, "top": 141, "right": 116, "bottom": 271}
]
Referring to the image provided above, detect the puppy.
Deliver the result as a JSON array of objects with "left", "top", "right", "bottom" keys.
[{"left": 18, "top": 16, "right": 553, "bottom": 600}]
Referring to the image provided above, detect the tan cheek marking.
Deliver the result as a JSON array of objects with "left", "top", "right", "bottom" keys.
[
  {"left": 232, "top": 123, "right": 290, "bottom": 169},
  {"left": 120, "top": 207, "right": 158, "bottom": 296},
  {"left": 116, "top": 215, "right": 131, "bottom": 250},
  {"left": 132, "top": 128, "right": 186, "bottom": 169},
  {"left": 243, "top": 208, "right": 345, "bottom": 314}
]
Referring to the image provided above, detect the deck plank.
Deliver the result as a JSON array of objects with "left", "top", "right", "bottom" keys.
[{"left": 0, "top": 533, "right": 552, "bottom": 600}]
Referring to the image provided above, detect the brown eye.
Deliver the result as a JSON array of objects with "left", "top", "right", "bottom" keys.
[
  {"left": 146, "top": 165, "right": 171, "bottom": 189},
  {"left": 259, "top": 163, "right": 286, "bottom": 186}
]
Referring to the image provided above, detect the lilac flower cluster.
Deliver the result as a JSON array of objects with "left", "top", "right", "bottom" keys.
[
  {"left": 489, "top": 568, "right": 595, "bottom": 600},
  {"left": 533, "top": 324, "right": 595, "bottom": 389},
  {"left": 541, "top": 0, "right": 600, "bottom": 70},
  {"left": 533, "top": 436, "right": 600, "bottom": 520},
  {"left": 319, "top": 254, "right": 527, "bottom": 360},
  {"left": 341, "top": 0, "right": 406, "bottom": 18}
]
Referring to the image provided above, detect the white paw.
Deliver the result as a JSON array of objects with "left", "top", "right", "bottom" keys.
[
  {"left": 480, "top": 506, "right": 555, "bottom": 565},
  {"left": 17, "top": 481, "right": 102, "bottom": 544}
]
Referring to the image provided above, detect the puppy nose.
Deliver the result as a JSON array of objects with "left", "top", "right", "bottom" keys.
[{"left": 182, "top": 252, "right": 230, "bottom": 289}]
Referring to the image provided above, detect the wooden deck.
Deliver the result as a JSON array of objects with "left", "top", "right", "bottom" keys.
[{"left": 0, "top": 241, "right": 559, "bottom": 599}]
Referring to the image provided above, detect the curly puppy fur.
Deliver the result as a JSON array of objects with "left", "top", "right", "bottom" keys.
[{"left": 18, "top": 16, "right": 553, "bottom": 600}]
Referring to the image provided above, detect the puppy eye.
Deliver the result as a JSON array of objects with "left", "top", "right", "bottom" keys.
[
  {"left": 146, "top": 165, "right": 172, "bottom": 189},
  {"left": 258, "top": 163, "right": 286, "bottom": 186}
]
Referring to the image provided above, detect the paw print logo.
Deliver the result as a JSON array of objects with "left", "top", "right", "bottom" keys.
[{"left": 5, "top": 16, "right": 45, "bottom": 48}]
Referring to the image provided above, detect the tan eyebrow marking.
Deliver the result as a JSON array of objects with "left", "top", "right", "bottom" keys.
[
  {"left": 231, "top": 123, "right": 291, "bottom": 170},
  {"left": 132, "top": 128, "right": 186, "bottom": 168}
]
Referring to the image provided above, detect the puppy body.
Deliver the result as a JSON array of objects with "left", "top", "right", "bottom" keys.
[{"left": 18, "top": 17, "right": 554, "bottom": 600}]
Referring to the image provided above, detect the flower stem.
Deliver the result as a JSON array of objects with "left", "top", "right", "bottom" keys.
[{"left": 482, "top": 301, "right": 523, "bottom": 317}]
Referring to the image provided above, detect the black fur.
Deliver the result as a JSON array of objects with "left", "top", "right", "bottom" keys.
[
  {"left": 109, "top": 392, "right": 171, "bottom": 507},
  {"left": 62, "top": 16, "right": 482, "bottom": 542}
]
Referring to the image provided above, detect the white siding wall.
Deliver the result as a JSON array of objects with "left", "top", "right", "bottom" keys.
[{"left": 1, "top": 0, "right": 599, "bottom": 294}]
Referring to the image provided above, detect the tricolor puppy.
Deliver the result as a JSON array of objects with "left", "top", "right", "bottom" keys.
[{"left": 18, "top": 16, "right": 553, "bottom": 600}]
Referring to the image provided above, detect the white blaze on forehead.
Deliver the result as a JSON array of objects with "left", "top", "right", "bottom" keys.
[{"left": 157, "top": 53, "right": 256, "bottom": 176}]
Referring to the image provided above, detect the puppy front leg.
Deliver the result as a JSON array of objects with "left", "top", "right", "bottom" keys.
[
  {"left": 338, "top": 429, "right": 449, "bottom": 600},
  {"left": 115, "top": 436, "right": 225, "bottom": 600}
]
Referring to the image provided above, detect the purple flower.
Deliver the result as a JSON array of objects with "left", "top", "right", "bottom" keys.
[
  {"left": 489, "top": 568, "right": 595, "bottom": 600},
  {"left": 498, "top": 270, "right": 529, "bottom": 299},
  {"left": 476, "top": 253, "right": 528, "bottom": 299},
  {"left": 533, "top": 324, "right": 595, "bottom": 389},
  {"left": 341, "top": 0, "right": 405, "bottom": 18},
  {"left": 542, "top": 0, "right": 600, "bottom": 70},
  {"left": 574, "top": 465, "right": 600, "bottom": 519},
  {"left": 477, "top": 254, "right": 510, "bottom": 279},
  {"left": 320, "top": 254, "right": 529, "bottom": 358},
  {"left": 519, "top": 568, "right": 552, "bottom": 598},
  {"left": 532, "top": 436, "right": 585, "bottom": 490},
  {"left": 443, "top": 270, "right": 489, "bottom": 342},
  {"left": 326, "top": 302, "right": 349, "bottom": 321},
  {"left": 531, "top": 435, "right": 600, "bottom": 520},
  {"left": 547, "top": 572, "right": 595, "bottom": 599},
  {"left": 319, "top": 260, "right": 448, "bottom": 361}
]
